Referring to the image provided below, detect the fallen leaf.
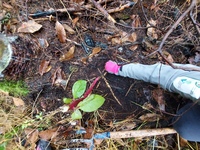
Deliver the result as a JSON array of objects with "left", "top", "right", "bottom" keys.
[
  {"left": 51, "top": 67, "right": 62, "bottom": 85},
  {"left": 129, "top": 45, "right": 138, "bottom": 51},
  {"left": 72, "top": 17, "right": 79, "bottom": 27},
  {"left": 71, "top": 0, "right": 85, "bottom": 4},
  {"left": 39, "top": 127, "right": 59, "bottom": 141},
  {"left": 89, "top": 47, "right": 102, "bottom": 58},
  {"left": 18, "top": 20, "right": 42, "bottom": 33},
  {"left": 147, "top": 19, "right": 158, "bottom": 39},
  {"left": 25, "top": 129, "right": 39, "bottom": 149},
  {"left": 55, "top": 21, "right": 66, "bottom": 43},
  {"left": 63, "top": 24, "right": 75, "bottom": 34},
  {"left": 107, "top": 31, "right": 137, "bottom": 45},
  {"left": 139, "top": 113, "right": 161, "bottom": 122},
  {"left": 38, "top": 38, "right": 49, "bottom": 49},
  {"left": 121, "top": 31, "right": 137, "bottom": 43},
  {"left": 0, "top": 10, "right": 6, "bottom": 20},
  {"left": 12, "top": 97, "right": 25, "bottom": 106},
  {"left": 111, "top": 37, "right": 122, "bottom": 45},
  {"left": 142, "top": 102, "right": 154, "bottom": 110},
  {"left": 131, "top": 15, "right": 141, "bottom": 28},
  {"left": 162, "top": 51, "right": 174, "bottom": 64},
  {"left": 59, "top": 45, "right": 75, "bottom": 61},
  {"left": 81, "top": 57, "right": 88, "bottom": 64},
  {"left": 39, "top": 60, "right": 51, "bottom": 76},
  {"left": 3, "top": 3, "right": 13, "bottom": 9},
  {"left": 152, "top": 88, "right": 165, "bottom": 111},
  {"left": 120, "top": 122, "right": 137, "bottom": 131}
]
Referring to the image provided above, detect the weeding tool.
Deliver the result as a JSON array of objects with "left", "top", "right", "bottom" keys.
[{"left": 62, "top": 128, "right": 177, "bottom": 150}]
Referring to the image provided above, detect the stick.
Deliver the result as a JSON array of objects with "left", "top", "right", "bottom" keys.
[
  {"left": 91, "top": 0, "right": 116, "bottom": 24},
  {"left": 107, "top": 1, "right": 136, "bottom": 14},
  {"left": 98, "top": 69, "right": 122, "bottom": 106}
]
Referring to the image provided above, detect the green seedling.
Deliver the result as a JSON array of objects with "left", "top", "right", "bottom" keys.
[{"left": 63, "top": 77, "right": 105, "bottom": 120}]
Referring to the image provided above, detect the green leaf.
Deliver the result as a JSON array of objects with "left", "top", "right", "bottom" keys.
[
  {"left": 72, "top": 80, "right": 87, "bottom": 99},
  {"left": 63, "top": 98, "right": 72, "bottom": 104},
  {"left": 71, "top": 109, "right": 82, "bottom": 120},
  {"left": 78, "top": 94, "right": 105, "bottom": 112},
  {"left": 0, "top": 143, "right": 6, "bottom": 150}
]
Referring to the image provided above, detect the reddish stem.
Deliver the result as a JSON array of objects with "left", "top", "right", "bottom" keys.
[{"left": 68, "top": 77, "right": 100, "bottom": 110}]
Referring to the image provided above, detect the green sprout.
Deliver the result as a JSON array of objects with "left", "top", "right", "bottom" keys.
[{"left": 63, "top": 78, "right": 105, "bottom": 120}]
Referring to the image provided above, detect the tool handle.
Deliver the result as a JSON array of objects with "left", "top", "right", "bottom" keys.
[{"left": 109, "top": 128, "right": 176, "bottom": 139}]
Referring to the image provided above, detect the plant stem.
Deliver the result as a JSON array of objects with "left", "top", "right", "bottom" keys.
[{"left": 68, "top": 77, "right": 100, "bottom": 110}]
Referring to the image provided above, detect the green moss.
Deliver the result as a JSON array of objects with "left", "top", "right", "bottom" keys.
[{"left": 0, "top": 80, "right": 29, "bottom": 97}]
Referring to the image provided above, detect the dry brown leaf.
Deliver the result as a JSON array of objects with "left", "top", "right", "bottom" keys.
[
  {"left": 152, "top": 88, "right": 165, "bottom": 111},
  {"left": 39, "top": 60, "right": 51, "bottom": 76},
  {"left": 131, "top": 15, "right": 141, "bottom": 28},
  {"left": 147, "top": 19, "right": 158, "bottom": 39},
  {"left": 38, "top": 38, "right": 49, "bottom": 49},
  {"left": 71, "top": 0, "right": 85, "bottom": 4},
  {"left": 25, "top": 129, "right": 39, "bottom": 149},
  {"left": 81, "top": 57, "right": 88, "bottom": 64},
  {"left": 72, "top": 17, "right": 79, "bottom": 27},
  {"left": 18, "top": 20, "right": 42, "bottom": 33},
  {"left": 89, "top": 47, "right": 102, "bottom": 58},
  {"left": 121, "top": 32, "right": 137, "bottom": 43},
  {"left": 39, "top": 127, "right": 59, "bottom": 141},
  {"left": 63, "top": 24, "right": 75, "bottom": 34},
  {"left": 55, "top": 21, "right": 66, "bottom": 43},
  {"left": 59, "top": 45, "right": 75, "bottom": 61},
  {"left": 139, "top": 113, "right": 161, "bottom": 122},
  {"left": 129, "top": 45, "right": 138, "bottom": 51},
  {"left": 2, "top": 3, "right": 13, "bottom": 9},
  {"left": 12, "top": 97, "right": 25, "bottom": 106},
  {"left": 51, "top": 67, "right": 62, "bottom": 85},
  {"left": 111, "top": 37, "right": 122, "bottom": 45}
]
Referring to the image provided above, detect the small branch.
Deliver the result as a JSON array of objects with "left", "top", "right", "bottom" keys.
[
  {"left": 91, "top": 0, "right": 116, "bottom": 24},
  {"left": 107, "top": 1, "right": 136, "bottom": 14},
  {"left": 98, "top": 69, "right": 122, "bottom": 106},
  {"left": 189, "top": 10, "right": 200, "bottom": 36}
]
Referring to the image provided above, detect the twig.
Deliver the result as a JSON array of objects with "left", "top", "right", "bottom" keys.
[
  {"left": 91, "top": 0, "right": 116, "bottom": 24},
  {"left": 107, "top": 1, "right": 136, "bottom": 14},
  {"left": 189, "top": 9, "right": 200, "bottom": 36},
  {"left": 98, "top": 69, "right": 122, "bottom": 106},
  {"left": 139, "top": 0, "right": 164, "bottom": 32}
]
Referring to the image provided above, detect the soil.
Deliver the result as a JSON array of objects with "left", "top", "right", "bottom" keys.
[{"left": 1, "top": 0, "right": 199, "bottom": 149}]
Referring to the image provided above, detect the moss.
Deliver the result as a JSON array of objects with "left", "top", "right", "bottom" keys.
[{"left": 0, "top": 80, "right": 29, "bottom": 97}]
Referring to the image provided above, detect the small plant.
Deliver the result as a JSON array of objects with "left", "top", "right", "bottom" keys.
[
  {"left": 0, "top": 80, "right": 29, "bottom": 97},
  {"left": 63, "top": 77, "right": 105, "bottom": 120}
]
